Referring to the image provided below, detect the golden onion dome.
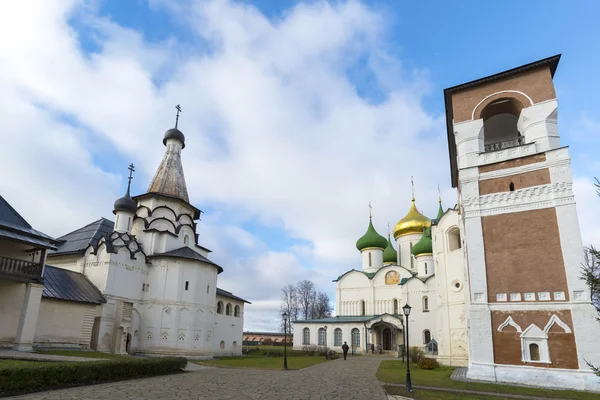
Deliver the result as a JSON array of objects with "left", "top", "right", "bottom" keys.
[{"left": 393, "top": 198, "right": 431, "bottom": 239}]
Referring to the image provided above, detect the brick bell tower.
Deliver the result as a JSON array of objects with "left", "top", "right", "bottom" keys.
[{"left": 444, "top": 55, "right": 600, "bottom": 391}]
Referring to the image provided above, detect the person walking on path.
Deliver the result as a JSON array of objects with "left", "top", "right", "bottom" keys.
[
  {"left": 378, "top": 343, "right": 382, "bottom": 354},
  {"left": 341, "top": 342, "right": 349, "bottom": 360}
]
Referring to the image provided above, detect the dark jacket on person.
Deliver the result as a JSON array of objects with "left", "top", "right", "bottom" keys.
[{"left": 342, "top": 344, "right": 349, "bottom": 353}]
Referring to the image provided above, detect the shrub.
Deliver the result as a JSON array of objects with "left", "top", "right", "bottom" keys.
[
  {"left": 418, "top": 357, "right": 439, "bottom": 370},
  {"left": 409, "top": 346, "right": 425, "bottom": 363},
  {"left": 327, "top": 350, "right": 339, "bottom": 360},
  {"left": 301, "top": 345, "right": 319, "bottom": 356},
  {"left": 0, "top": 356, "right": 187, "bottom": 397}
]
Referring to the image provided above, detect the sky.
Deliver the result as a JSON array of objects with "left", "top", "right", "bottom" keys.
[{"left": 1, "top": 0, "right": 600, "bottom": 332}]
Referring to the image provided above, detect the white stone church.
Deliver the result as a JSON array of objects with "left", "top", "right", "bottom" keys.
[
  {"left": 293, "top": 55, "right": 600, "bottom": 391},
  {"left": 0, "top": 120, "right": 249, "bottom": 358}
]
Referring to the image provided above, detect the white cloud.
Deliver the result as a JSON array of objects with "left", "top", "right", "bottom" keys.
[{"left": 2, "top": 0, "right": 596, "bottom": 331}]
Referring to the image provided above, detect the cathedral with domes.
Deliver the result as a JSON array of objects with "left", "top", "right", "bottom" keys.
[
  {"left": 294, "top": 189, "right": 468, "bottom": 366},
  {"left": 294, "top": 55, "right": 600, "bottom": 392}
]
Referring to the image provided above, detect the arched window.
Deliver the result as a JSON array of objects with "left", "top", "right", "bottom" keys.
[
  {"left": 184, "top": 235, "right": 189, "bottom": 245},
  {"left": 410, "top": 243, "right": 414, "bottom": 268},
  {"left": 368, "top": 252, "right": 372, "bottom": 267},
  {"left": 423, "top": 296, "right": 429, "bottom": 312},
  {"left": 234, "top": 305, "right": 240, "bottom": 317},
  {"left": 334, "top": 328, "right": 342, "bottom": 346},
  {"left": 220, "top": 340, "right": 225, "bottom": 349},
  {"left": 302, "top": 328, "right": 310, "bottom": 345},
  {"left": 351, "top": 328, "right": 360, "bottom": 347},
  {"left": 448, "top": 228, "right": 461, "bottom": 251},
  {"left": 233, "top": 341, "right": 237, "bottom": 349},
  {"left": 426, "top": 339, "right": 438, "bottom": 355},
  {"left": 226, "top": 303, "right": 232, "bottom": 316},
  {"left": 509, "top": 182, "right": 515, "bottom": 191},
  {"left": 318, "top": 328, "right": 326, "bottom": 346},
  {"left": 424, "top": 262, "right": 428, "bottom": 275},
  {"left": 361, "top": 300, "right": 366, "bottom": 316},
  {"left": 481, "top": 97, "right": 524, "bottom": 152},
  {"left": 217, "top": 301, "right": 223, "bottom": 314},
  {"left": 423, "top": 330, "right": 431, "bottom": 344},
  {"left": 393, "top": 299, "right": 399, "bottom": 315}
]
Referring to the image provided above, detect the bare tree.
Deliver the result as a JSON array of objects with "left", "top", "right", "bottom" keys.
[
  {"left": 296, "top": 280, "right": 316, "bottom": 320},
  {"left": 313, "top": 291, "right": 333, "bottom": 319},
  {"left": 280, "top": 284, "right": 298, "bottom": 332}
]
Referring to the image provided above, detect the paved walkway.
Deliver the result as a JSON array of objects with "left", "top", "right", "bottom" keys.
[
  {"left": 6, "top": 356, "right": 393, "bottom": 400},
  {"left": 0, "top": 350, "right": 103, "bottom": 363}
]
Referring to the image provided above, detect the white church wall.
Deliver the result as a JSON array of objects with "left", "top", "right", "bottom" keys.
[
  {"left": 396, "top": 233, "right": 422, "bottom": 270},
  {"left": 402, "top": 277, "right": 437, "bottom": 353},
  {"left": 34, "top": 299, "right": 96, "bottom": 348},
  {"left": 361, "top": 248, "right": 383, "bottom": 272},
  {"left": 45, "top": 254, "right": 82, "bottom": 273},
  {"left": 292, "top": 322, "right": 366, "bottom": 354},
  {"left": 337, "top": 272, "right": 371, "bottom": 316},
  {"left": 0, "top": 280, "right": 26, "bottom": 347},
  {"left": 104, "top": 247, "right": 148, "bottom": 300},
  {"left": 371, "top": 266, "right": 412, "bottom": 315},
  {"left": 81, "top": 246, "right": 110, "bottom": 293},
  {"left": 213, "top": 296, "right": 244, "bottom": 356},
  {"left": 136, "top": 257, "right": 218, "bottom": 357},
  {"left": 432, "top": 210, "right": 469, "bottom": 366}
]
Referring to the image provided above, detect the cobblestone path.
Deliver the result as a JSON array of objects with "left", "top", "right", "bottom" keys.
[{"left": 8, "top": 355, "right": 392, "bottom": 400}]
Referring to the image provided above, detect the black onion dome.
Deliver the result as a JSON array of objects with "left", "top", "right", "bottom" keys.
[
  {"left": 113, "top": 194, "right": 137, "bottom": 214},
  {"left": 163, "top": 128, "right": 185, "bottom": 148}
]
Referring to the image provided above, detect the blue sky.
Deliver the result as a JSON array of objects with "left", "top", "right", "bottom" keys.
[{"left": 1, "top": 0, "right": 599, "bottom": 331}]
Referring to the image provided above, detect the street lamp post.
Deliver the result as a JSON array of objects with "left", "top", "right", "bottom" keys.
[
  {"left": 402, "top": 303, "right": 412, "bottom": 393},
  {"left": 282, "top": 312, "right": 289, "bottom": 370}
]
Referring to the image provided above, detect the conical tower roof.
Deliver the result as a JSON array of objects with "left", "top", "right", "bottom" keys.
[{"left": 147, "top": 127, "right": 189, "bottom": 203}]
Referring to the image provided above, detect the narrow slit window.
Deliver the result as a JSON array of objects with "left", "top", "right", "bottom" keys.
[
  {"left": 509, "top": 182, "right": 515, "bottom": 191},
  {"left": 185, "top": 281, "right": 189, "bottom": 291}
]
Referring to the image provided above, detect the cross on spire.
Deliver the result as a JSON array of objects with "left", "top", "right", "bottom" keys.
[
  {"left": 368, "top": 201, "right": 372, "bottom": 218},
  {"left": 411, "top": 176, "right": 415, "bottom": 201},
  {"left": 388, "top": 222, "right": 391, "bottom": 236},
  {"left": 175, "top": 104, "right": 182, "bottom": 129},
  {"left": 126, "top": 163, "right": 135, "bottom": 196},
  {"left": 438, "top": 184, "right": 441, "bottom": 203}
]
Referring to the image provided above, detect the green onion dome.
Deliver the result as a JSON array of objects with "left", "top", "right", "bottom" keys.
[
  {"left": 411, "top": 226, "right": 433, "bottom": 257},
  {"left": 383, "top": 234, "right": 398, "bottom": 263},
  {"left": 356, "top": 218, "right": 388, "bottom": 251}
]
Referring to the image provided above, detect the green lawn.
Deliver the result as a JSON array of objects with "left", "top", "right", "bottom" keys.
[
  {"left": 377, "top": 361, "right": 600, "bottom": 400},
  {"left": 243, "top": 345, "right": 307, "bottom": 357},
  {"left": 35, "top": 349, "right": 129, "bottom": 360},
  {"left": 195, "top": 355, "right": 327, "bottom": 370}
]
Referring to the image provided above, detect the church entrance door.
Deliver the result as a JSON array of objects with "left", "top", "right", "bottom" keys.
[{"left": 383, "top": 328, "right": 392, "bottom": 350}]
